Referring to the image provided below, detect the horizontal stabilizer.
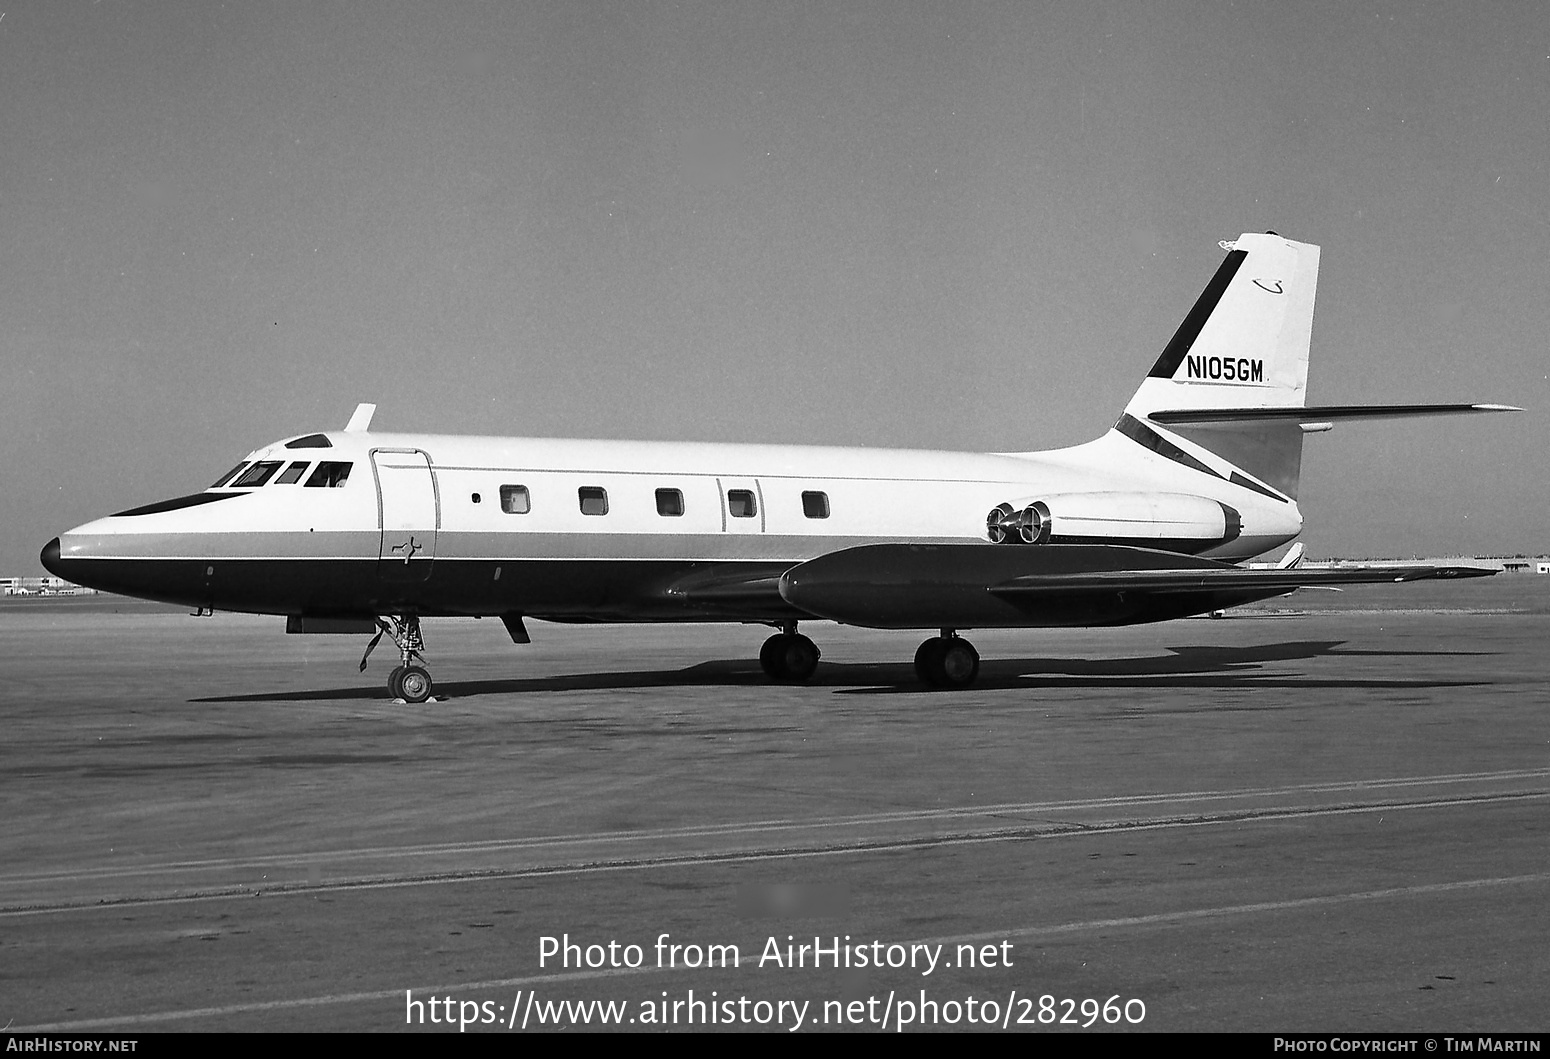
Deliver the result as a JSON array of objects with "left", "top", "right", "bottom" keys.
[
  {"left": 989, "top": 561, "right": 1497, "bottom": 596},
  {"left": 1148, "top": 403, "right": 1520, "bottom": 426}
]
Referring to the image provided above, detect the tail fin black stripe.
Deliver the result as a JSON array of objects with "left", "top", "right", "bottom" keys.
[
  {"left": 1229, "top": 471, "right": 1290, "bottom": 504},
  {"left": 1146, "top": 249, "right": 1247, "bottom": 379},
  {"left": 1115, "top": 414, "right": 1223, "bottom": 480},
  {"left": 1117, "top": 415, "right": 1293, "bottom": 504}
]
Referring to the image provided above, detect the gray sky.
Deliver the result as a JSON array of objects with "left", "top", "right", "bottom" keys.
[{"left": 4, "top": 0, "right": 1546, "bottom": 573}]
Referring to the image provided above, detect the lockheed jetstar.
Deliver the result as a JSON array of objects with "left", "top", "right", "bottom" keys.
[{"left": 42, "top": 233, "right": 1517, "bottom": 699}]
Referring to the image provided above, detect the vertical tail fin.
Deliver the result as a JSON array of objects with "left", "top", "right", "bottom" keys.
[{"left": 1116, "top": 232, "right": 1320, "bottom": 498}]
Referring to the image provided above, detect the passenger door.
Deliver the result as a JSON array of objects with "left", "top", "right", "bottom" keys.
[
  {"left": 717, "top": 477, "right": 766, "bottom": 535},
  {"left": 372, "top": 449, "right": 438, "bottom": 582}
]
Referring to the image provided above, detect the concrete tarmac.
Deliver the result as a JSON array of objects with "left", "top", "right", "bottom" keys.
[{"left": 2, "top": 578, "right": 1548, "bottom": 1032}]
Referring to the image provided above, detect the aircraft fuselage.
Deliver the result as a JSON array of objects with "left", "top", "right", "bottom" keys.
[{"left": 43, "top": 429, "right": 1303, "bottom": 627}]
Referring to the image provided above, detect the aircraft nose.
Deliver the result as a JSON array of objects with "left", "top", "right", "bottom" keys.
[{"left": 40, "top": 537, "right": 64, "bottom": 578}]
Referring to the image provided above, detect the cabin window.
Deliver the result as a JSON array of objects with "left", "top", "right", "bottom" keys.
[
  {"left": 655, "top": 488, "right": 684, "bottom": 517},
  {"left": 579, "top": 486, "right": 609, "bottom": 516},
  {"left": 500, "top": 485, "right": 530, "bottom": 514},
  {"left": 802, "top": 490, "right": 830, "bottom": 519},
  {"left": 211, "top": 462, "right": 249, "bottom": 488},
  {"left": 303, "top": 462, "right": 352, "bottom": 488},
  {"left": 727, "top": 489, "right": 757, "bottom": 518},
  {"left": 231, "top": 461, "right": 283, "bottom": 488},
  {"left": 275, "top": 462, "right": 310, "bottom": 485}
]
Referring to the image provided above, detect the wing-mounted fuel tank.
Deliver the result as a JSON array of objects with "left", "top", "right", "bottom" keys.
[{"left": 985, "top": 491, "right": 1240, "bottom": 554}]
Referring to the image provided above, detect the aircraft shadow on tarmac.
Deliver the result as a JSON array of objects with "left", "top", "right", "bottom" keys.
[{"left": 192, "top": 640, "right": 1494, "bottom": 703}]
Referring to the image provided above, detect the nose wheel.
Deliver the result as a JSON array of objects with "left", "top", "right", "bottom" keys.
[
  {"left": 915, "top": 631, "right": 980, "bottom": 688},
  {"left": 361, "top": 616, "right": 435, "bottom": 703},
  {"left": 394, "top": 664, "right": 434, "bottom": 703}
]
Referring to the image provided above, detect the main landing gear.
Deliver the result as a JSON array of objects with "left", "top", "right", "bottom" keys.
[
  {"left": 360, "top": 615, "right": 435, "bottom": 703},
  {"left": 759, "top": 622, "right": 821, "bottom": 683},
  {"left": 914, "top": 630, "right": 980, "bottom": 688},
  {"left": 756, "top": 624, "right": 981, "bottom": 687}
]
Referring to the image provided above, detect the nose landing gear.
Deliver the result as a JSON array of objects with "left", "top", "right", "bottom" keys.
[
  {"left": 361, "top": 615, "right": 435, "bottom": 703},
  {"left": 394, "top": 663, "right": 433, "bottom": 703}
]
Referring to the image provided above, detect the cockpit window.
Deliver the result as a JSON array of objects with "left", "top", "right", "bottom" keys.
[
  {"left": 231, "top": 461, "right": 283, "bottom": 488},
  {"left": 285, "top": 434, "right": 333, "bottom": 449},
  {"left": 304, "top": 461, "right": 352, "bottom": 488},
  {"left": 211, "top": 462, "right": 249, "bottom": 489},
  {"left": 275, "top": 462, "right": 310, "bottom": 485}
]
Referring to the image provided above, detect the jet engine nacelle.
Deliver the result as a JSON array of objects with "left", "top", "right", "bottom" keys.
[{"left": 986, "top": 491, "right": 1241, "bottom": 549}]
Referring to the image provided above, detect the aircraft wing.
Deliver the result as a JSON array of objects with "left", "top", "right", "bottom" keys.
[
  {"left": 776, "top": 543, "right": 1496, "bottom": 629},
  {"left": 987, "top": 561, "right": 1495, "bottom": 596},
  {"left": 656, "top": 544, "right": 1496, "bottom": 626}
]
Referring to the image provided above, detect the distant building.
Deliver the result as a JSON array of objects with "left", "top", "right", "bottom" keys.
[
  {"left": 1477, "top": 556, "right": 1550, "bottom": 574},
  {"left": 0, "top": 575, "right": 97, "bottom": 596}
]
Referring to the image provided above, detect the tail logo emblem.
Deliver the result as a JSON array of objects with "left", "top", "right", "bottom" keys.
[{"left": 1253, "top": 278, "right": 1284, "bottom": 294}]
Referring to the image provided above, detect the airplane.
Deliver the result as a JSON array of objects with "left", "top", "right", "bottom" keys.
[{"left": 41, "top": 232, "right": 1518, "bottom": 701}]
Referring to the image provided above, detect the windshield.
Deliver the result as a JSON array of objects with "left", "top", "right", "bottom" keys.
[
  {"left": 231, "top": 461, "right": 283, "bottom": 488},
  {"left": 210, "top": 462, "right": 249, "bottom": 489}
]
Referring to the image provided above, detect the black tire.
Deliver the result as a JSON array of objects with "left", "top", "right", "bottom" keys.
[
  {"left": 780, "top": 634, "right": 821, "bottom": 682},
  {"left": 398, "top": 665, "right": 433, "bottom": 703},
  {"left": 914, "top": 637, "right": 948, "bottom": 686},
  {"left": 938, "top": 639, "right": 980, "bottom": 687},
  {"left": 387, "top": 665, "right": 406, "bottom": 700},
  {"left": 759, "top": 634, "right": 787, "bottom": 679}
]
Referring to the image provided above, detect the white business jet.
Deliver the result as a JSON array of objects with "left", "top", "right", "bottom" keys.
[{"left": 42, "top": 233, "right": 1516, "bottom": 699}]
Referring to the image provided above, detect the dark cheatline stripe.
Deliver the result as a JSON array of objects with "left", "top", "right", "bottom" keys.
[
  {"left": 42, "top": 556, "right": 806, "bottom": 622},
  {"left": 1229, "top": 471, "right": 1290, "bottom": 504},
  {"left": 112, "top": 492, "right": 243, "bottom": 518},
  {"left": 1114, "top": 414, "right": 1222, "bottom": 480},
  {"left": 1146, "top": 249, "right": 1248, "bottom": 379},
  {"left": 51, "top": 548, "right": 1263, "bottom": 625}
]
